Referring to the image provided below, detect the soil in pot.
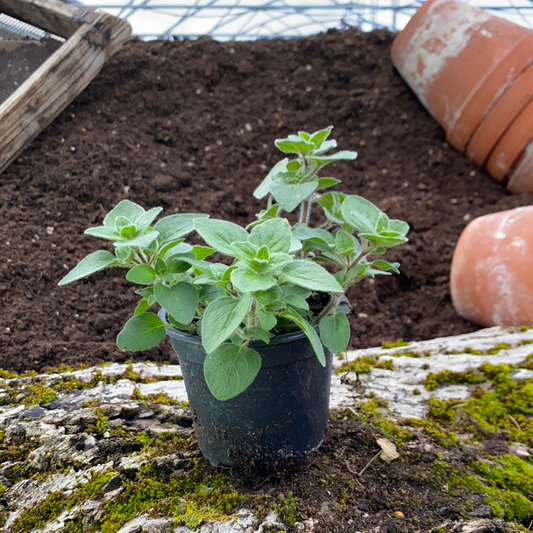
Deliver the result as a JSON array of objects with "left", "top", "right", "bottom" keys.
[{"left": 0, "top": 29, "right": 532, "bottom": 375}]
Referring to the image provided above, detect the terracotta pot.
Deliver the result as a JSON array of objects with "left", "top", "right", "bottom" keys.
[
  {"left": 447, "top": 34, "right": 533, "bottom": 151},
  {"left": 465, "top": 63, "right": 533, "bottom": 171},
  {"left": 507, "top": 139, "right": 533, "bottom": 194},
  {"left": 450, "top": 206, "right": 533, "bottom": 327},
  {"left": 484, "top": 98, "right": 533, "bottom": 182},
  {"left": 391, "top": 0, "right": 531, "bottom": 140}
]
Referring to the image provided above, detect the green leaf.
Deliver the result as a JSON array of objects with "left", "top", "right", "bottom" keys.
[
  {"left": 126, "top": 264, "right": 156, "bottom": 285},
  {"left": 135, "top": 207, "right": 163, "bottom": 232},
  {"left": 286, "top": 160, "right": 301, "bottom": 172},
  {"left": 310, "top": 126, "right": 333, "bottom": 149},
  {"left": 116, "top": 312, "right": 166, "bottom": 351},
  {"left": 154, "top": 214, "right": 209, "bottom": 244},
  {"left": 389, "top": 219, "right": 410, "bottom": 236},
  {"left": 358, "top": 231, "right": 407, "bottom": 247},
  {"left": 292, "top": 225, "right": 335, "bottom": 247},
  {"left": 204, "top": 344, "right": 262, "bottom": 401},
  {"left": 368, "top": 260, "right": 400, "bottom": 274},
  {"left": 249, "top": 218, "right": 292, "bottom": 254},
  {"left": 284, "top": 294, "right": 309, "bottom": 310},
  {"left": 154, "top": 282, "right": 198, "bottom": 325},
  {"left": 202, "top": 293, "right": 252, "bottom": 353},
  {"left": 58, "top": 251, "right": 119, "bottom": 286},
  {"left": 231, "top": 268, "right": 276, "bottom": 293},
  {"left": 319, "top": 313, "right": 350, "bottom": 354},
  {"left": 191, "top": 245, "right": 215, "bottom": 260},
  {"left": 280, "top": 307, "right": 325, "bottom": 366},
  {"left": 253, "top": 158, "right": 289, "bottom": 199},
  {"left": 270, "top": 179, "right": 318, "bottom": 213},
  {"left": 317, "top": 177, "right": 341, "bottom": 190},
  {"left": 341, "top": 195, "right": 382, "bottom": 233},
  {"left": 255, "top": 287, "right": 281, "bottom": 306},
  {"left": 103, "top": 200, "right": 145, "bottom": 228},
  {"left": 335, "top": 230, "right": 359, "bottom": 256},
  {"left": 84, "top": 226, "right": 121, "bottom": 240},
  {"left": 275, "top": 138, "right": 314, "bottom": 154},
  {"left": 267, "top": 252, "right": 293, "bottom": 271},
  {"left": 194, "top": 219, "right": 249, "bottom": 256},
  {"left": 231, "top": 241, "right": 257, "bottom": 263},
  {"left": 283, "top": 260, "right": 343, "bottom": 293},
  {"left": 243, "top": 326, "right": 271, "bottom": 344},
  {"left": 314, "top": 139, "right": 337, "bottom": 155},
  {"left": 258, "top": 309, "right": 277, "bottom": 330},
  {"left": 317, "top": 191, "right": 346, "bottom": 225},
  {"left": 134, "top": 298, "right": 150, "bottom": 315},
  {"left": 115, "top": 231, "right": 159, "bottom": 249},
  {"left": 308, "top": 150, "right": 358, "bottom": 166}
]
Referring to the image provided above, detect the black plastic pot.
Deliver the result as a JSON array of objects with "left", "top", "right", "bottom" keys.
[{"left": 158, "top": 309, "right": 333, "bottom": 467}]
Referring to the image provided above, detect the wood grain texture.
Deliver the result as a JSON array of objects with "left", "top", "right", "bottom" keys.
[
  {"left": 0, "top": 11, "right": 131, "bottom": 174},
  {"left": 0, "top": 0, "right": 96, "bottom": 38}
]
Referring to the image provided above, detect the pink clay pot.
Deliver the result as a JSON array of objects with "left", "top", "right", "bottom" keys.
[
  {"left": 450, "top": 206, "right": 533, "bottom": 327},
  {"left": 507, "top": 139, "right": 533, "bottom": 194},
  {"left": 391, "top": 0, "right": 532, "bottom": 144}
]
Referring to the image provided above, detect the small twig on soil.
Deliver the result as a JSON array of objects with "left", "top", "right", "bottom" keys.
[
  {"left": 347, "top": 407, "right": 360, "bottom": 418},
  {"left": 357, "top": 450, "right": 382, "bottom": 476},
  {"left": 508, "top": 414, "right": 522, "bottom": 431}
]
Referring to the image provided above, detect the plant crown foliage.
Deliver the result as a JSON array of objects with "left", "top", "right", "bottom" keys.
[{"left": 59, "top": 126, "right": 408, "bottom": 400}]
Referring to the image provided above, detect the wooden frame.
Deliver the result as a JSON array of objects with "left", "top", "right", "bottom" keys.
[{"left": 0, "top": 0, "right": 131, "bottom": 173}]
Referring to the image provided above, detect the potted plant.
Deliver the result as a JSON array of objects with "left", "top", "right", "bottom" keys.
[{"left": 59, "top": 126, "right": 409, "bottom": 467}]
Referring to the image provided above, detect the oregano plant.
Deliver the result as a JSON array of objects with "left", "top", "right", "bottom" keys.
[{"left": 59, "top": 126, "right": 408, "bottom": 401}]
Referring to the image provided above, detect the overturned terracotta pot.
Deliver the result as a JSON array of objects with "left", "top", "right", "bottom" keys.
[
  {"left": 508, "top": 140, "right": 533, "bottom": 194},
  {"left": 450, "top": 207, "right": 533, "bottom": 327},
  {"left": 391, "top": 0, "right": 532, "bottom": 149}
]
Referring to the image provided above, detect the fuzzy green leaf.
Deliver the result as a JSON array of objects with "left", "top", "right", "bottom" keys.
[
  {"left": 258, "top": 309, "right": 277, "bottom": 330},
  {"left": 114, "top": 231, "right": 159, "bottom": 249},
  {"left": 253, "top": 158, "right": 289, "bottom": 200},
  {"left": 319, "top": 313, "right": 350, "bottom": 354},
  {"left": 281, "top": 307, "right": 325, "bottom": 366},
  {"left": 270, "top": 179, "right": 318, "bottom": 213},
  {"left": 154, "top": 214, "right": 209, "bottom": 244},
  {"left": 202, "top": 293, "right": 252, "bottom": 353},
  {"left": 58, "top": 251, "right": 119, "bottom": 286},
  {"left": 195, "top": 219, "right": 249, "bottom": 256},
  {"left": 84, "top": 226, "right": 121, "bottom": 240},
  {"left": 249, "top": 218, "right": 292, "bottom": 254},
  {"left": 204, "top": 344, "right": 262, "bottom": 401},
  {"left": 126, "top": 264, "right": 156, "bottom": 285},
  {"left": 154, "top": 282, "right": 198, "bottom": 325},
  {"left": 103, "top": 200, "right": 145, "bottom": 228},
  {"left": 116, "top": 312, "right": 166, "bottom": 351},
  {"left": 283, "top": 260, "right": 343, "bottom": 293},
  {"left": 230, "top": 268, "right": 276, "bottom": 293}
]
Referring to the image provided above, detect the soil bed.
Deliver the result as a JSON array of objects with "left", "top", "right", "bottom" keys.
[{"left": 0, "top": 31, "right": 531, "bottom": 370}]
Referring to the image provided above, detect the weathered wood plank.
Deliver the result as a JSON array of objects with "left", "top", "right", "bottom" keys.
[
  {"left": 0, "top": 0, "right": 96, "bottom": 38},
  {"left": 0, "top": 12, "right": 131, "bottom": 174}
]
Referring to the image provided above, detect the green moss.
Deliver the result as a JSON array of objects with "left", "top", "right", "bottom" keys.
[
  {"left": 336, "top": 355, "right": 395, "bottom": 374},
  {"left": 22, "top": 382, "right": 57, "bottom": 405},
  {"left": 357, "top": 399, "right": 413, "bottom": 445},
  {"left": 131, "top": 387, "right": 181, "bottom": 406},
  {"left": 473, "top": 454, "right": 533, "bottom": 496},
  {"left": 0, "top": 484, "right": 6, "bottom": 498},
  {"left": 463, "top": 347, "right": 483, "bottom": 355},
  {"left": 487, "top": 343, "right": 510, "bottom": 355},
  {"left": 412, "top": 388, "right": 421, "bottom": 395},
  {"left": 391, "top": 350, "right": 427, "bottom": 358},
  {"left": 423, "top": 369, "right": 485, "bottom": 391},
  {"left": 381, "top": 339, "right": 409, "bottom": 349},
  {"left": 272, "top": 493, "right": 298, "bottom": 526},
  {"left": 451, "top": 472, "right": 533, "bottom": 524},
  {"left": 519, "top": 326, "right": 532, "bottom": 332},
  {"left": 11, "top": 491, "right": 65, "bottom": 533}
]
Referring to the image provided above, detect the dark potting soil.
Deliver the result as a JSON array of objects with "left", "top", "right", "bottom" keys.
[{"left": 0, "top": 28, "right": 532, "bottom": 374}]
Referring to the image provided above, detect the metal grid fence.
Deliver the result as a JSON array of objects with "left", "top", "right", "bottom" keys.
[{"left": 67, "top": 0, "right": 533, "bottom": 40}]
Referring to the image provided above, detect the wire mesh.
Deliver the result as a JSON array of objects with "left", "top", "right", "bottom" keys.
[
  {"left": 0, "top": 13, "right": 63, "bottom": 103},
  {"left": 69, "top": 0, "right": 533, "bottom": 40}
]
